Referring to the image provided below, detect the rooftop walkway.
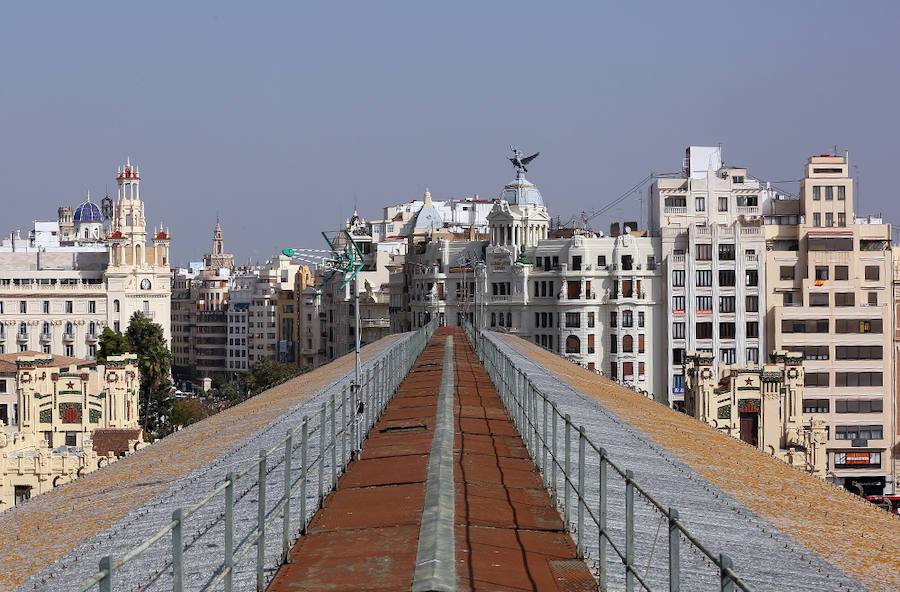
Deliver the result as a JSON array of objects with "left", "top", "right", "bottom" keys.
[
  {"left": 269, "top": 328, "right": 596, "bottom": 591},
  {"left": 1, "top": 334, "right": 405, "bottom": 592},
  {"left": 490, "top": 331, "right": 900, "bottom": 592}
]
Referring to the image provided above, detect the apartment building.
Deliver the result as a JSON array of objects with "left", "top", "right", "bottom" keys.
[
  {"left": 765, "top": 154, "right": 895, "bottom": 495},
  {"left": 650, "top": 146, "right": 769, "bottom": 407},
  {"left": 0, "top": 160, "right": 171, "bottom": 361},
  {"left": 406, "top": 161, "right": 667, "bottom": 399}
]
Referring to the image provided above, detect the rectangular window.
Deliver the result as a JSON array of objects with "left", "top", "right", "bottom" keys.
[
  {"left": 673, "top": 374, "right": 684, "bottom": 393},
  {"left": 864, "top": 266, "right": 880, "bottom": 281},
  {"left": 718, "top": 244, "right": 735, "bottom": 261},
  {"left": 720, "top": 348, "right": 736, "bottom": 364},
  {"left": 801, "top": 346, "right": 829, "bottom": 360},
  {"left": 42, "top": 300, "right": 50, "bottom": 314},
  {"left": 835, "top": 425, "right": 883, "bottom": 440},
  {"left": 838, "top": 212, "right": 846, "bottom": 226},
  {"left": 65, "top": 300, "right": 73, "bottom": 313},
  {"left": 746, "top": 295, "right": 759, "bottom": 312},
  {"left": 565, "top": 312, "right": 580, "bottom": 328},
  {"left": 835, "top": 372, "right": 883, "bottom": 387},
  {"left": 719, "top": 322, "right": 736, "bottom": 339},
  {"left": 825, "top": 212, "right": 833, "bottom": 227},
  {"left": 19, "top": 301, "right": 26, "bottom": 314},
  {"left": 697, "top": 296, "right": 712, "bottom": 312},
  {"left": 803, "top": 399, "right": 830, "bottom": 413},
  {"left": 638, "top": 334, "right": 645, "bottom": 353},
  {"left": 835, "top": 292, "right": 855, "bottom": 306},
  {"left": 825, "top": 186, "right": 833, "bottom": 200},
  {"left": 835, "top": 399, "right": 883, "bottom": 413},
  {"left": 672, "top": 296, "right": 685, "bottom": 312},
  {"left": 813, "top": 213, "right": 821, "bottom": 227},
  {"left": 746, "top": 321, "right": 758, "bottom": 338},
  {"left": 673, "top": 348, "right": 685, "bottom": 365},
  {"left": 835, "top": 345, "right": 883, "bottom": 360},
  {"left": 673, "top": 322, "right": 685, "bottom": 339},
  {"left": 695, "top": 196, "right": 706, "bottom": 211},
  {"left": 813, "top": 186, "right": 821, "bottom": 200},
  {"left": 804, "top": 372, "right": 830, "bottom": 387},
  {"left": 782, "top": 319, "right": 829, "bottom": 333},
  {"left": 718, "top": 269, "right": 735, "bottom": 287},
  {"left": 719, "top": 296, "right": 735, "bottom": 313},
  {"left": 567, "top": 281, "right": 580, "bottom": 299},
  {"left": 835, "top": 318, "right": 882, "bottom": 334},
  {"left": 696, "top": 270, "right": 712, "bottom": 287},
  {"left": 809, "top": 293, "right": 829, "bottom": 307},
  {"left": 610, "top": 334, "right": 617, "bottom": 354},
  {"left": 65, "top": 432, "right": 77, "bottom": 447},
  {"left": 672, "top": 270, "right": 685, "bottom": 287},
  {"left": 746, "top": 347, "right": 759, "bottom": 363},
  {"left": 868, "top": 292, "right": 877, "bottom": 305},
  {"left": 745, "top": 270, "right": 758, "bottom": 287},
  {"left": 571, "top": 256, "right": 582, "bottom": 271},
  {"left": 780, "top": 266, "right": 795, "bottom": 281},
  {"left": 587, "top": 312, "right": 595, "bottom": 328},
  {"left": 638, "top": 312, "right": 645, "bottom": 328},
  {"left": 834, "top": 266, "right": 848, "bottom": 280},
  {"left": 89, "top": 300, "right": 96, "bottom": 313},
  {"left": 597, "top": 255, "right": 607, "bottom": 267},
  {"left": 610, "top": 311, "right": 617, "bottom": 327},
  {"left": 696, "top": 322, "right": 713, "bottom": 339},
  {"left": 696, "top": 244, "right": 712, "bottom": 261},
  {"left": 718, "top": 196, "right": 728, "bottom": 212}
]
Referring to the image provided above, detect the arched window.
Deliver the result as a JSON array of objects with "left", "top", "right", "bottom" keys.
[
  {"left": 565, "top": 335, "right": 581, "bottom": 354},
  {"left": 623, "top": 334, "right": 634, "bottom": 352},
  {"left": 506, "top": 312, "right": 512, "bottom": 327},
  {"left": 65, "top": 322, "right": 73, "bottom": 335},
  {"left": 19, "top": 322, "right": 27, "bottom": 336},
  {"left": 89, "top": 321, "right": 96, "bottom": 336},
  {"left": 42, "top": 322, "right": 50, "bottom": 335},
  {"left": 114, "top": 299, "right": 120, "bottom": 313}
]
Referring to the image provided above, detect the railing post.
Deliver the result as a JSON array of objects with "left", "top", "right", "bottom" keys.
[
  {"left": 577, "top": 426, "right": 586, "bottom": 559},
  {"left": 668, "top": 507, "right": 680, "bottom": 592},
  {"left": 341, "top": 387, "right": 347, "bottom": 467},
  {"left": 541, "top": 397, "right": 548, "bottom": 477},
  {"left": 564, "top": 414, "right": 572, "bottom": 526},
  {"left": 720, "top": 554, "right": 735, "bottom": 592},
  {"left": 172, "top": 508, "right": 184, "bottom": 592},
  {"left": 532, "top": 387, "right": 539, "bottom": 464},
  {"left": 351, "top": 382, "right": 359, "bottom": 456},
  {"left": 257, "top": 450, "right": 267, "bottom": 592},
  {"left": 300, "top": 419, "right": 308, "bottom": 534},
  {"left": 598, "top": 448, "right": 608, "bottom": 591},
  {"left": 283, "top": 430, "right": 293, "bottom": 563},
  {"left": 225, "top": 471, "right": 235, "bottom": 592},
  {"left": 625, "top": 469, "right": 635, "bottom": 592},
  {"left": 329, "top": 394, "right": 337, "bottom": 489},
  {"left": 550, "top": 403, "right": 558, "bottom": 506},
  {"left": 318, "top": 404, "right": 326, "bottom": 505},
  {"left": 99, "top": 555, "right": 113, "bottom": 592}
]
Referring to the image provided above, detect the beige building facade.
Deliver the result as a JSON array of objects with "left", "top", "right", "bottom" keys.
[
  {"left": 765, "top": 154, "right": 895, "bottom": 495},
  {"left": 0, "top": 353, "right": 143, "bottom": 510}
]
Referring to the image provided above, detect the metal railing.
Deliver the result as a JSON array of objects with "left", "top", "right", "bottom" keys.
[
  {"left": 466, "top": 324, "right": 753, "bottom": 592},
  {"left": 77, "top": 318, "right": 438, "bottom": 592}
]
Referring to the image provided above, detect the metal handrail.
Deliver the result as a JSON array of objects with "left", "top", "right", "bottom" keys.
[
  {"left": 77, "top": 318, "right": 439, "bottom": 592},
  {"left": 466, "top": 324, "right": 754, "bottom": 592}
]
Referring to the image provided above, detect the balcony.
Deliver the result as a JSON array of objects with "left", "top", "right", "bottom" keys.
[
  {"left": 143, "top": 311, "right": 156, "bottom": 319},
  {"left": 63, "top": 332, "right": 75, "bottom": 341},
  {"left": 672, "top": 254, "right": 685, "bottom": 264},
  {"left": 360, "top": 318, "right": 390, "bottom": 329},
  {"left": 736, "top": 206, "right": 760, "bottom": 216},
  {"left": 17, "top": 332, "right": 29, "bottom": 342},
  {"left": 745, "top": 253, "right": 758, "bottom": 263},
  {"left": 664, "top": 207, "right": 687, "bottom": 214},
  {"left": 40, "top": 332, "right": 52, "bottom": 342}
]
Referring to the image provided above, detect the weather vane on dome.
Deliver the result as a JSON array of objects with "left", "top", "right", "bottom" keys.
[{"left": 508, "top": 147, "right": 539, "bottom": 174}]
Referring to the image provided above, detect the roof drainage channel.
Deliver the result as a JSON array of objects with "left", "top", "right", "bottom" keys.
[{"left": 412, "top": 334, "right": 457, "bottom": 592}]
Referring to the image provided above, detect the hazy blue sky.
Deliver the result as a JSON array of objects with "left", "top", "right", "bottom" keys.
[{"left": 2, "top": 1, "right": 898, "bottom": 264}]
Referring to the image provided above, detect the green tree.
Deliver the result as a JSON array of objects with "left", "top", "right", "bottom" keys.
[
  {"left": 124, "top": 312, "right": 174, "bottom": 439},
  {"left": 97, "top": 326, "right": 129, "bottom": 364}
]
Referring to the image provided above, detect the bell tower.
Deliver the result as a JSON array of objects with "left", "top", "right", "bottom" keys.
[{"left": 113, "top": 158, "right": 147, "bottom": 246}]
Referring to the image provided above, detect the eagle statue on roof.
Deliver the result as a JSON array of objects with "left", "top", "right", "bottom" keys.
[{"left": 508, "top": 147, "right": 539, "bottom": 173}]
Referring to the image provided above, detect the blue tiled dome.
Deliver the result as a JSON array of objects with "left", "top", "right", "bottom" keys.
[
  {"left": 74, "top": 199, "right": 103, "bottom": 222},
  {"left": 501, "top": 174, "right": 544, "bottom": 207}
]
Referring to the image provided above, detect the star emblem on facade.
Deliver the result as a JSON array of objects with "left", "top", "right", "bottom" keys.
[
  {"left": 66, "top": 381, "right": 75, "bottom": 389},
  {"left": 745, "top": 377, "right": 753, "bottom": 386}
]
